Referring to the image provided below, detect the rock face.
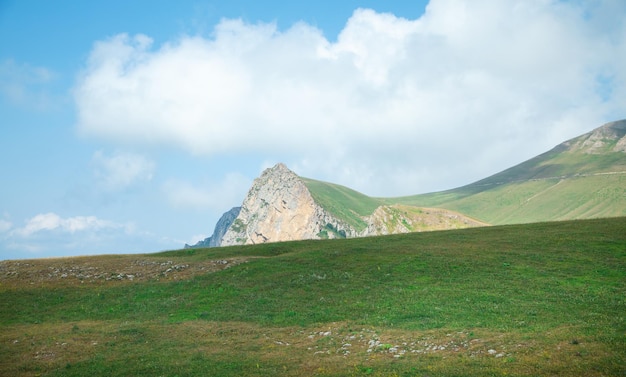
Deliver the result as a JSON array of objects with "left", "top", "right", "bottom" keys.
[
  {"left": 219, "top": 163, "right": 355, "bottom": 246},
  {"left": 565, "top": 119, "right": 626, "bottom": 154},
  {"left": 186, "top": 207, "right": 241, "bottom": 248}
]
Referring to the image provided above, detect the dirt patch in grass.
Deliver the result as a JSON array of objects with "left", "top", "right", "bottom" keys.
[{"left": 0, "top": 256, "right": 248, "bottom": 289}]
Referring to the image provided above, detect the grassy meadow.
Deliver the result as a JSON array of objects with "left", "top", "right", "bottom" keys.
[
  {"left": 398, "top": 173, "right": 626, "bottom": 225},
  {"left": 301, "top": 130, "right": 626, "bottom": 228},
  {"left": 392, "top": 144, "right": 626, "bottom": 225},
  {"left": 1, "top": 217, "right": 625, "bottom": 376}
]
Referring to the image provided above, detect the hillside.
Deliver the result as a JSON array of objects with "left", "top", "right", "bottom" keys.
[
  {"left": 190, "top": 164, "right": 483, "bottom": 248},
  {"left": 392, "top": 119, "right": 626, "bottom": 224},
  {"left": 1, "top": 217, "right": 625, "bottom": 376},
  {"left": 301, "top": 177, "right": 382, "bottom": 231},
  {"left": 189, "top": 119, "right": 625, "bottom": 248}
]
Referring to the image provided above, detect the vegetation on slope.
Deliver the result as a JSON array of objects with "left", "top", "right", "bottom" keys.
[
  {"left": 302, "top": 177, "right": 383, "bottom": 231},
  {"left": 396, "top": 173, "right": 626, "bottom": 224},
  {"left": 390, "top": 121, "right": 626, "bottom": 224},
  {"left": 300, "top": 121, "right": 626, "bottom": 227},
  {"left": 1, "top": 217, "right": 624, "bottom": 376}
]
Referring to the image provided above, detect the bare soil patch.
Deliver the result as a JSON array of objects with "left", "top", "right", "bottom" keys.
[{"left": 0, "top": 255, "right": 247, "bottom": 289}]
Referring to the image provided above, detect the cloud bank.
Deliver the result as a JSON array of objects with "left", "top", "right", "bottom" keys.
[
  {"left": 10, "top": 213, "right": 125, "bottom": 237},
  {"left": 74, "top": 0, "right": 626, "bottom": 195},
  {"left": 0, "top": 212, "right": 180, "bottom": 259},
  {"left": 0, "top": 212, "right": 129, "bottom": 256}
]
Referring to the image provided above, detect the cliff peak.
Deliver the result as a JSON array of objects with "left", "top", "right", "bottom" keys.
[
  {"left": 269, "top": 162, "right": 290, "bottom": 171},
  {"left": 565, "top": 119, "right": 626, "bottom": 154},
  {"left": 218, "top": 163, "right": 353, "bottom": 246},
  {"left": 194, "top": 162, "right": 485, "bottom": 248}
]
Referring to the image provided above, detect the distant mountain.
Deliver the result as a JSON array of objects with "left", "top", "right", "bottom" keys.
[
  {"left": 394, "top": 119, "right": 626, "bottom": 224},
  {"left": 301, "top": 177, "right": 485, "bottom": 236},
  {"left": 189, "top": 163, "right": 483, "bottom": 248},
  {"left": 188, "top": 119, "right": 625, "bottom": 248},
  {"left": 219, "top": 163, "right": 358, "bottom": 246}
]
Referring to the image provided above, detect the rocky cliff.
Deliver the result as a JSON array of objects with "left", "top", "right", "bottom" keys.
[
  {"left": 363, "top": 205, "right": 487, "bottom": 235},
  {"left": 219, "top": 163, "right": 355, "bottom": 246},
  {"left": 564, "top": 119, "right": 626, "bottom": 154},
  {"left": 185, "top": 206, "right": 241, "bottom": 248}
]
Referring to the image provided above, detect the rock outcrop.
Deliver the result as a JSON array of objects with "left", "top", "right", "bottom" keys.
[
  {"left": 191, "top": 163, "right": 485, "bottom": 248},
  {"left": 565, "top": 119, "right": 626, "bottom": 154},
  {"left": 362, "top": 205, "right": 486, "bottom": 236},
  {"left": 219, "top": 163, "right": 355, "bottom": 246},
  {"left": 185, "top": 207, "right": 241, "bottom": 248}
]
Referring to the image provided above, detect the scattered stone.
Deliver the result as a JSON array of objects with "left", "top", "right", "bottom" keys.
[{"left": 0, "top": 258, "right": 245, "bottom": 287}]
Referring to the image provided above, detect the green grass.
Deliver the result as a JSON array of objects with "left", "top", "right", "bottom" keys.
[
  {"left": 302, "top": 178, "right": 383, "bottom": 231},
  {"left": 390, "top": 141, "right": 626, "bottom": 225},
  {"left": 299, "top": 143, "right": 626, "bottom": 227},
  {"left": 466, "top": 148, "right": 626, "bottom": 187},
  {"left": 396, "top": 172, "right": 626, "bottom": 224},
  {"left": 1, "top": 217, "right": 625, "bottom": 376}
]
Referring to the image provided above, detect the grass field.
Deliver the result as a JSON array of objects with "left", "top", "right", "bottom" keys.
[{"left": 1, "top": 217, "right": 625, "bottom": 376}]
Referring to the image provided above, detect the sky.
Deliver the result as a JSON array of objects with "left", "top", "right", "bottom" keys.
[{"left": 1, "top": 0, "right": 625, "bottom": 260}]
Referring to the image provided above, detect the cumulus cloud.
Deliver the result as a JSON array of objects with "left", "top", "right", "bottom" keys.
[
  {"left": 0, "top": 212, "right": 148, "bottom": 258},
  {"left": 74, "top": 0, "right": 626, "bottom": 195},
  {"left": 11, "top": 212, "right": 129, "bottom": 237},
  {"left": 92, "top": 150, "right": 155, "bottom": 191},
  {"left": 162, "top": 172, "right": 250, "bottom": 211}
]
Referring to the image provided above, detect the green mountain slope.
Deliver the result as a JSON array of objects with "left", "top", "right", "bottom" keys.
[
  {"left": 392, "top": 119, "right": 626, "bottom": 224},
  {"left": 301, "top": 120, "right": 626, "bottom": 226},
  {"left": 301, "top": 177, "right": 383, "bottom": 231},
  {"left": 302, "top": 177, "right": 485, "bottom": 233}
]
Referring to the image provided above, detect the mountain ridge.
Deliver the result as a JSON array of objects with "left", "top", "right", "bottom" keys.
[
  {"left": 188, "top": 164, "right": 484, "bottom": 248},
  {"left": 189, "top": 119, "right": 626, "bottom": 248},
  {"left": 393, "top": 119, "right": 626, "bottom": 223}
]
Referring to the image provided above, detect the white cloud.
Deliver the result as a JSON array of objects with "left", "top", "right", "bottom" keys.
[
  {"left": 0, "top": 219, "right": 12, "bottom": 233},
  {"left": 162, "top": 172, "right": 250, "bottom": 211},
  {"left": 0, "top": 59, "right": 58, "bottom": 110},
  {"left": 92, "top": 150, "right": 155, "bottom": 191},
  {"left": 0, "top": 213, "right": 155, "bottom": 259},
  {"left": 12, "top": 212, "right": 129, "bottom": 237},
  {"left": 74, "top": 0, "right": 626, "bottom": 195}
]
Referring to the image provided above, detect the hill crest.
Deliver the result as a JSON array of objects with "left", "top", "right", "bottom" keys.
[
  {"left": 189, "top": 164, "right": 484, "bottom": 248},
  {"left": 189, "top": 119, "right": 626, "bottom": 248},
  {"left": 395, "top": 119, "right": 626, "bottom": 224}
]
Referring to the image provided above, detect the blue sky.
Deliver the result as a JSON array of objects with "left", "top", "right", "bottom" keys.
[{"left": 1, "top": 0, "right": 624, "bottom": 260}]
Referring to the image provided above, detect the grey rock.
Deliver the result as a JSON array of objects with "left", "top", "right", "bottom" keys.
[
  {"left": 220, "top": 163, "right": 355, "bottom": 246},
  {"left": 185, "top": 206, "right": 241, "bottom": 248}
]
